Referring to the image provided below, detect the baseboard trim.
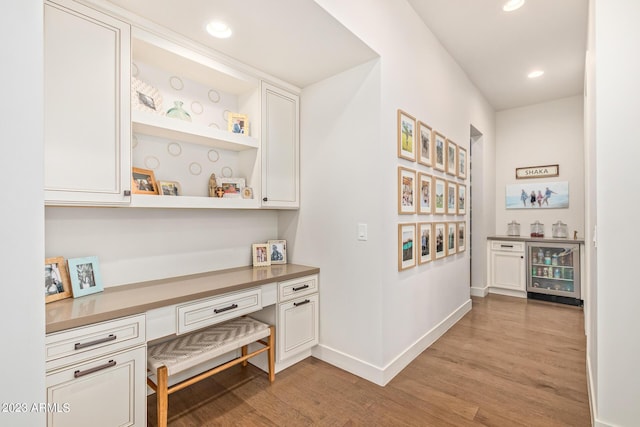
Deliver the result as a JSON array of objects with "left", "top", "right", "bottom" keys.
[
  {"left": 470, "top": 285, "right": 489, "bottom": 297},
  {"left": 587, "top": 354, "right": 614, "bottom": 427},
  {"left": 313, "top": 298, "right": 473, "bottom": 386},
  {"left": 488, "top": 287, "right": 527, "bottom": 299}
]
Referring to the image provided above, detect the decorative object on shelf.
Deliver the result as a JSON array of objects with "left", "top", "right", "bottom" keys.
[
  {"left": 418, "top": 172, "right": 432, "bottom": 214},
  {"left": 144, "top": 155, "right": 160, "bottom": 170},
  {"left": 242, "top": 187, "right": 254, "bottom": 199},
  {"left": 398, "top": 223, "right": 416, "bottom": 271},
  {"left": 267, "top": 239, "right": 287, "bottom": 264},
  {"left": 552, "top": 221, "right": 568, "bottom": 238},
  {"left": 190, "top": 101, "right": 203, "bottom": 115},
  {"left": 457, "top": 221, "right": 466, "bottom": 253},
  {"left": 188, "top": 162, "right": 202, "bottom": 176},
  {"left": 252, "top": 243, "right": 271, "bottom": 267},
  {"left": 458, "top": 146, "right": 467, "bottom": 179},
  {"left": 434, "top": 178, "right": 446, "bottom": 215},
  {"left": 433, "top": 131, "right": 446, "bottom": 172},
  {"left": 446, "top": 139, "right": 458, "bottom": 176},
  {"left": 418, "top": 222, "right": 433, "bottom": 264},
  {"left": 131, "top": 167, "right": 159, "bottom": 195},
  {"left": 169, "top": 76, "right": 184, "bottom": 91},
  {"left": 457, "top": 184, "right": 467, "bottom": 215},
  {"left": 158, "top": 180, "right": 181, "bottom": 196},
  {"left": 208, "top": 89, "right": 220, "bottom": 103},
  {"left": 516, "top": 164, "right": 559, "bottom": 179},
  {"left": 507, "top": 220, "right": 521, "bottom": 236},
  {"left": 215, "top": 187, "right": 225, "bottom": 198},
  {"left": 132, "top": 77, "right": 163, "bottom": 115},
  {"left": 530, "top": 220, "right": 545, "bottom": 237},
  {"left": 207, "top": 149, "right": 219, "bottom": 162},
  {"left": 446, "top": 181, "right": 457, "bottom": 215},
  {"left": 45, "top": 256, "right": 72, "bottom": 303},
  {"left": 221, "top": 166, "right": 233, "bottom": 177},
  {"left": 208, "top": 173, "right": 217, "bottom": 197},
  {"left": 167, "top": 142, "right": 182, "bottom": 156},
  {"left": 417, "top": 121, "right": 433, "bottom": 167},
  {"left": 67, "top": 256, "right": 104, "bottom": 298},
  {"left": 166, "top": 100, "right": 192, "bottom": 121},
  {"left": 228, "top": 112, "right": 249, "bottom": 135},
  {"left": 434, "top": 222, "right": 446, "bottom": 259},
  {"left": 397, "top": 109, "right": 416, "bottom": 161},
  {"left": 398, "top": 167, "right": 416, "bottom": 214},
  {"left": 506, "top": 181, "right": 569, "bottom": 209},
  {"left": 219, "top": 177, "right": 245, "bottom": 198},
  {"left": 446, "top": 222, "right": 457, "bottom": 255},
  {"left": 573, "top": 230, "right": 578, "bottom": 240}
]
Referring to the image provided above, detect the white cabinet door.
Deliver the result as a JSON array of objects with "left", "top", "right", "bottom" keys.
[
  {"left": 261, "top": 82, "right": 299, "bottom": 208},
  {"left": 490, "top": 249, "right": 525, "bottom": 292},
  {"left": 46, "top": 345, "right": 146, "bottom": 427},
  {"left": 278, "top": 293, "right": 318, "bottom": 361},
  {"left": 44, "top": 0, "right": 131, "bottom": 206}
]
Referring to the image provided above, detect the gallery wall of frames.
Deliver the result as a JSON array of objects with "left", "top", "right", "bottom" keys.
[{"left": 397, "top": 109, "right": 467, "bottom": 271}]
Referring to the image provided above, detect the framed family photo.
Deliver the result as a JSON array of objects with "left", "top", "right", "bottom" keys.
[
  {"left": 458, "top": 147, "right": 467, "bottom": 180},
  {"left": 398, "top": 167, "right": 416, "bottom": 214},
  {"left": 158, "top": 180, "right": 181, "bottom": 196},
  {"left": 228, "top": 113, "right": 249, "bottom": 135},
  {"left": 267, "top": 239, "right": 287, "bottom": 265},
  {"left": 418, "top": 172, "right": 432, "bottom": 214},
  {"left": 434, "top": 222, "right": 446, "bottom": 260},
  {"left": 219, "top": 178, "right": 246, "bottom": 198},
  {"left": 132, "top": 167, "right": 159, "bottom": 195},
  {"left": 506, "top": 181, "right": 569, "bottom": 209},
  {"left": 458, "top": 221, "right": 466, "bottom": 253},
  {"left": 68, "top": 256, "right": 104, "bottom": 298},
  {"left": 434, "top": 132, "right": 446, "bottom": 172},
  {"left": 417, "top": 121, "right": 433, "bottom": 167},
  {"left": 398, "top": 223, "right": 416, "bottom": 271},
  {"left": 446, "top": 181, "right": 458, "bottom": 215},
  {"left": 446, "top": 222, "right": 457, "bottom": 256},
  {"left": 446, "top": 139, "right": 458, "bottom": 176},
  {"left": 397, "top": 109, "right": 416, "bottom": 161},
  {"left": 45, "top": 257, "right": 72, "bottom": 303},
  {"left": 434, "top": 178, "right": 446, "bottom": 215},
  {"left": 252, "top": 243, "right": 271, "bottom": 267},
  {"left": 457, "top": 184, "right": 467, "bottom": 215},
  {"left": 418, "top": 222, "right": 433, "bottom": 264}
]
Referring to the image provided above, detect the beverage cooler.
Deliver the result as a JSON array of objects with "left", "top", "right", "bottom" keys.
[{"left": 526, "top": 242, "right": 581, "bottom": 306}]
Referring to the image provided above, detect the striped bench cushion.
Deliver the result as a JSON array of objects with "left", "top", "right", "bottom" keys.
[{"left": 148, "top": 317, "right": 271, "bottom": 376}]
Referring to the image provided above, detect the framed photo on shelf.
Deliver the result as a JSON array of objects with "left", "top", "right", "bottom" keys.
[
  {"left": 458, "top": 184, "right": 467, "bottom": 215},
  {"left": 45, "top": 257, "right": 72, "bottom": 303},
  {"left": 228, "top": 113, "right": 249, "bottom": 135},
  {"left": 434, "top": 178, "right": 446, "bottom": 215},
  {"left": 267, "top": 239, "right": 287, "bottom": 264},
  {"left": 457, "top": 221, "right": 466, "bottom": 253},
  {"left": 398, "top": 167, "right": 416, "bottom": 214},
  {"left": 131, "top": 77, "right": 163, "bottom": 115},
  {"left": 418, "top": 172, "right": 432, "bottom": 214},
  {"left": 446, "top": 181, "right": 457, "bottom": 215},
  {"left": 418, "top": 222, "right": 433, "bottom": 264},
  {"left": 398, "top": 223, "right": 416, "bottom": 271},
  {"left": 219, "top": 178, "right": 246, "bottom": 198},
  {"left": 68, "top": 256, "right": 104, "bottom": 298},
  {"left": 446, "top": 139, "right": 458, "bottom": 176},
  {"left": 434, "top": 222, "right": 446, "bottom": 259},
  {"left": 417, "top": 121, "right": 433, "bottom": 167},
  {"left": 458, "top": 146, "right": 467, "bottom": 179},
  {"left": 158, "top": 180, "right": 181, "bottom": 196},
  {"left": 397, "top": 109, "right": 416, "bottom": 161},
  {"left": 132, "top": 167, "right": 159, "bottom": 195},
  {"left": 434, "top": 131, "right": 446, "bottom": 171},
  {"left": 446, "top": 222, "right": 457, "bottom": 256},
  {"left": 252, "top": 243, "right": 271, "bottom": 267}
]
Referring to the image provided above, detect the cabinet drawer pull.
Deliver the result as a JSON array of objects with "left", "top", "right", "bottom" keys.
[
  {"left": 214, "top": 303, "right": 238, "bottom": 314},
  {"left": 292, "top": 284, "right": 309, "bottom": 291},
  {"left": 74, "top": 360, "right": 116, "bottom": 378},
  {"left": 74, "top": 334, "right": 116, "bottom": 350},
  {"left": 293, "top": 299, "right": 311, "bottom": 307},
  {"left": 500, "top": 244, "right": 514, "bottom": 248}
]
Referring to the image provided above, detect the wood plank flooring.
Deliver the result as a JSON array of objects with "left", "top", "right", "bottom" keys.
[{"left": 147, "top": 295, "right": 591, "bottom": 426}]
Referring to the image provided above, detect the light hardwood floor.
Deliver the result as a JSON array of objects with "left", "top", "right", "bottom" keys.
[{"left": 147, "top": 295, "right": 591, "bottom": 426}]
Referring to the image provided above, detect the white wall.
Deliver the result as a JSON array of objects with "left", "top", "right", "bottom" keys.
[
  {"left": 495, "top": 96, "right": 585, "bottom": 237},
  {"left": 591, "top": 1, "right": 640, "bottom": 425},
  {"left": 0, "top": 1, "right": 46, "bottom": 426}
]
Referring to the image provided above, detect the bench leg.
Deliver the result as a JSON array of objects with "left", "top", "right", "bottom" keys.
[
  {"left": 268, "top": 325, "right": 275, "bottom": 383},
  {"left": 157, "top": 366, "right": 169, "bottom": 427},
  {"left": 241, "top": 344, "right": 248, "bottom": 367}
]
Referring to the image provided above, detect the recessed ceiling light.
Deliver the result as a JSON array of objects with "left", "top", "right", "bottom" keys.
[
  {"left": 206, "top": 21, "right": 232, "bottom": 39},
  {"left": 503, "top": 0, "right": 525, "bottom": 12},
  {"left": 527, "top": 70, "right": 545, "bottom": 79}
]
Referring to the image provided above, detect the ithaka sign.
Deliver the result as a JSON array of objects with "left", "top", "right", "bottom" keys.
[{"left": 515, "top": 164, "right": 559, "bottom": 179}]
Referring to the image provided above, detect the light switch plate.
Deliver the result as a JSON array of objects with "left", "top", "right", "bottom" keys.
[{"left": 358, "top": 223, "right": 368, "bottom": 241}]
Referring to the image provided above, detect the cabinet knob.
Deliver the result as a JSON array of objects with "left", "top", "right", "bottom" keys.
[
  {"left": 263, "top": 197, "right": 268, "bottom": 202},
  {"left": 124, "top": 190, "right": 131, "bottom": 196}
]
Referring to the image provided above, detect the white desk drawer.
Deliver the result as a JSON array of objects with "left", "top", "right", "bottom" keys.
[
  {"left": 278, "top": 274, "right": 318, "bottom": 302},
  {"left": 46, "top": 314, "right": 145, "bottom": 371},
  {"left": 176, "top": 287, "right": 262, "bottom": 335},
  {"left": 491, "top": 241, "right": 525, "bottom": 252}
]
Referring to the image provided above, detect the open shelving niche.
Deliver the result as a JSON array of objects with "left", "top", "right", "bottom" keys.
[{"left": 129, "top": 29, "right": 262, "bottom": 209}]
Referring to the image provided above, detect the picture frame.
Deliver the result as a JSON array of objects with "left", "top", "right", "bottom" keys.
[
  {"left": 417, "top": 121, "right": 433, "bottom": 167},
  {"left": 446, "top": 139, "right": 458, "bottom": 176},
  {"left": 434, "top": 223, "right": 446, "bottom": 260},
  {"left": 158, "top": 180, "right": 181, "bottom": 196},
  {"left": 242, "top": 187, "right": 254, "bottom": 199},
  {"left": 418, "top": 222, "right": 433, "bottom": 264},
  {"left": 131, "top": 77, "right": 163, "bottom": 115},
  {"left": 446, "top": 181, "right": 458, "bottom": 215},
  {"left": 434, "top": 178, "right": 446, "bottom": 215},
  {"left": 398, "top": 167, "right": 416, "bottom": 214},
  {"left": 45, "top": 257, "right": 72, "bottom": 303},
  {"left": 446, "top": 222, "right": 457, "bottom": 256},
  {"left": 68, "top": 256, "right": 104, "bottom": 298},
  {"left": 397, "top": 109, "right": 416, "bottom": 161},
  {"left": 132, "top": 167, "right": 159, "bottom": 195},
  {"left": 398, "top": 223, "right": 416, "bottom": 271},
  {"left": 458, "top": 146, "right": 467, "bottom": 179},
  {"left": 228, "top": 113, "right": 249, "bottom": 135},
  {"left": 418, "top": 172, "right": 432, "bottom": 214},
  {"left": 457, "top": 184, "right": 467, "bottom": 215},
  {"left": 457, "top": 221, "right": 466, "bottom": 253},
  {"left": 267, "top": 239, "right": 287, "bottom": 264},
  {"left": 252, "top": 243, "right": 271, "bottom": 267},
  {"left": 219, "top": 177, "right": 246, "bottom": 198},
  {"left": 433, "top": 131, "right": 446, "bottom": 172},
  {"left": 506, "top": 181, "right": 569, "bottom": 209}
]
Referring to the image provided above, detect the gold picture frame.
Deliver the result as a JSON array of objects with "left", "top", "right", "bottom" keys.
[
  {"left": 433, "top": 131, "right": 446, "bottom": 172},
  {"left": 446, "top": 139, "right": 458, "bottom": 176},
  {"left": 417, "top": 121, "right": 433, "bottom": 167},
  {"left": 45, "top": 257, "right": 73, "bottom": 303},
  {"left": 228, "top": 113, "right": 249, "bottom": 135},
  {"left": 131, "top": 167, "right": 159, "bottom": 195},
  {"left": 398, "top": 167, "right": 416, "bottom": 214},
  {"left": 397, "top": 109, "right": 417, "bottom": 161},
  {"left": 398, "top": 223, "right": 416, "bottom": 271}
]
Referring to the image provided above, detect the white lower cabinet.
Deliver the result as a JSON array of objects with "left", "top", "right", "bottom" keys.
[
  {"left": 278, "top": 293, "right": 319, "bottom": 361},
  {"left": 488, "top": 240, "right": 526, "bottom": 298}
]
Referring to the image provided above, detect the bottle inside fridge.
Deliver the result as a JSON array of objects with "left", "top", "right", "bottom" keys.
[{"left": 526, "top": 242, "right": 581, "bottom": 306}]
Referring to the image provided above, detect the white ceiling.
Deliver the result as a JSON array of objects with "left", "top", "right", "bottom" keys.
[{"left": 407, "top": 0, "right": 589, "bottom": 111}]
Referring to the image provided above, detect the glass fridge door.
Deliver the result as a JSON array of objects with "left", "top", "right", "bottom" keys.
[{"left": 527, "top": 243, "right": 580, "bottom": 299}]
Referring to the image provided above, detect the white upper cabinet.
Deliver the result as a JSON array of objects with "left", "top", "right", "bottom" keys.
[{"left": 44, "top": 0, "right": 131, "bottom": 206}]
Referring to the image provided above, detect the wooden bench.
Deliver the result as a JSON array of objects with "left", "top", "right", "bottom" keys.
[{"left": 146, "top": 316, "right": 275, "bottom": 427}]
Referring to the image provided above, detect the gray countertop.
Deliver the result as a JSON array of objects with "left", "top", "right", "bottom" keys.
[
  {"left": 46, "top": 264, "right": 319, "bottom": 334},
  {"left": 488, "top": 235, "right": 585, "bottom": 244}
]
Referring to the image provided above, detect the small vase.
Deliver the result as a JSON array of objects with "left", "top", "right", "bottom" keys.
[{"left": 166, "top": 101, "right": 191, "bottom": 122}]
